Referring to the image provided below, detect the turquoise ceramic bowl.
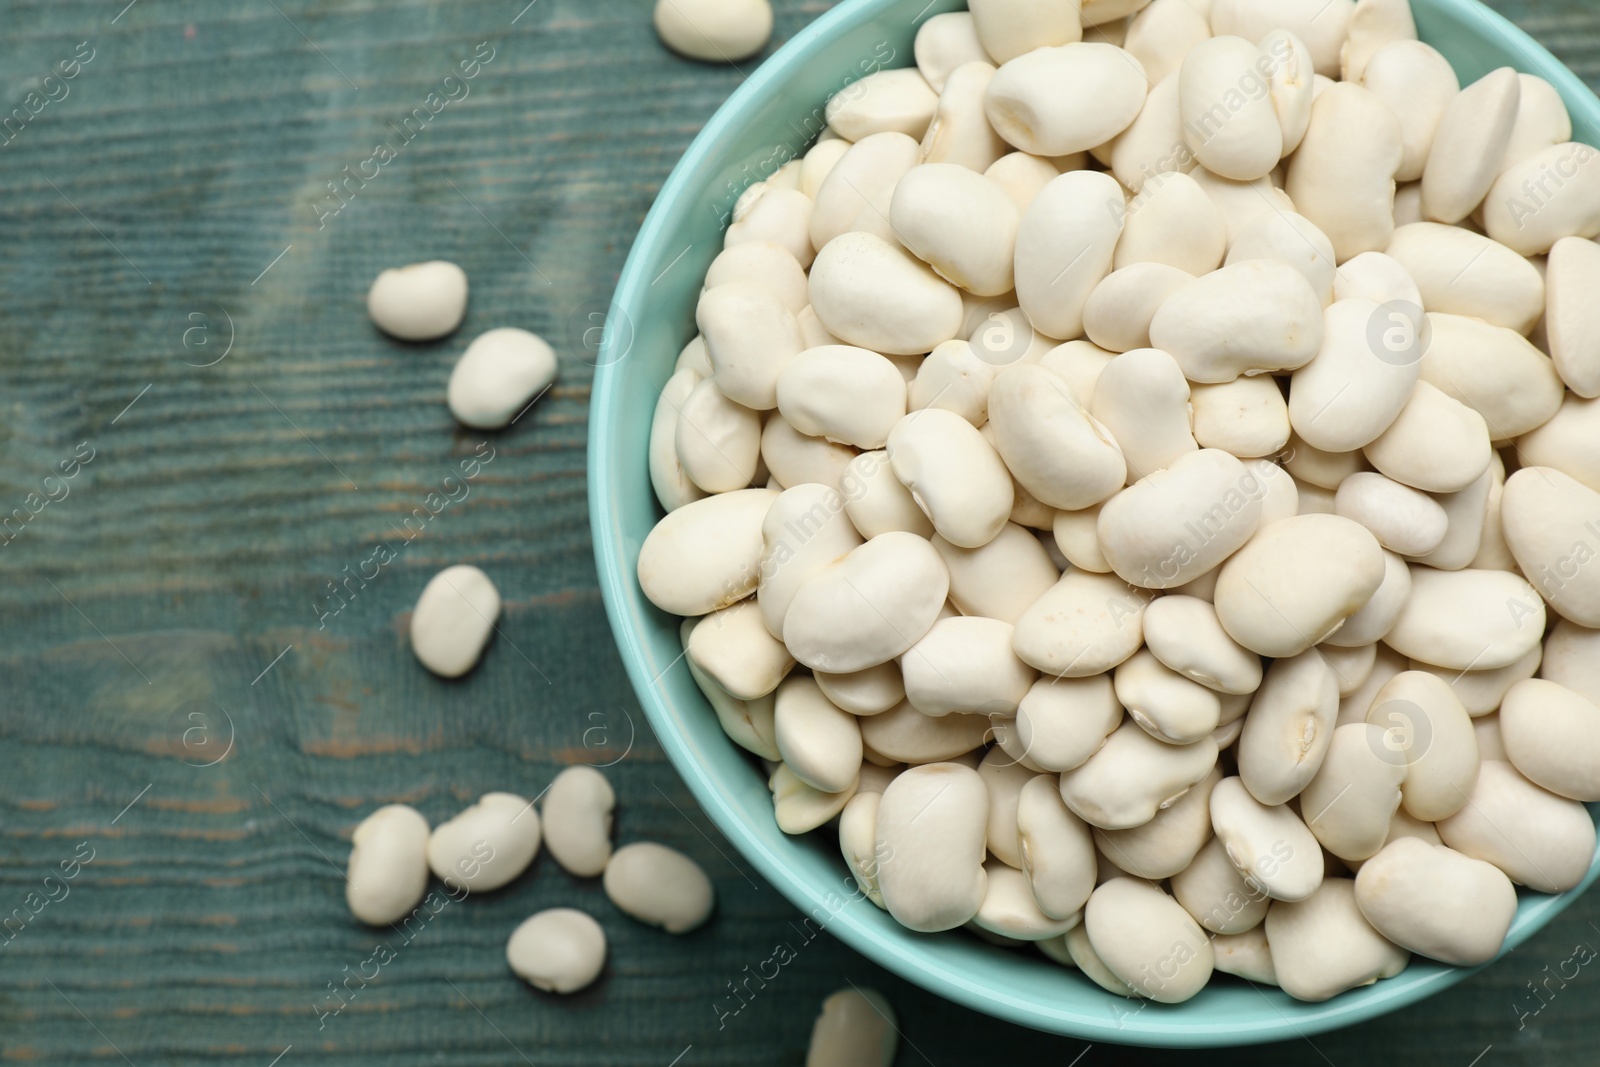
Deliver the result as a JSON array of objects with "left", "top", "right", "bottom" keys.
[{"left": 591, "top": 0, "right": 1600, "bottom": 1046}]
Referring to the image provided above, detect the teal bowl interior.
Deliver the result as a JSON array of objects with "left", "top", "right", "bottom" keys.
[{"left": 590, "top": 0, "right": 1600, "bottom": 1047}]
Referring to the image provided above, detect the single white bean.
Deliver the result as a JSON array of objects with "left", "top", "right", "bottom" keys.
[
  {"left": 346, "top": 805, "right": 430, "bottom": 925},
  {"left": 1012, "top": 569, "right": 1148, "bottom": 677},
  {"left": 984, "top": 44, "right": 1147, "bottom": 156},
  {"left": 604, "top": 842, "right": 715, "bottom": 932},
  {"left": 1059, "top": 719, "right": 1218, "bottom": 829},
  {"left": 1501, "top": 466, "right": 1600, "bottom": 628},
  {"left": 806, "top": 989, "right": 898, "bottom": 1067},
  {"left": 542, "top": 767, "right": 615, "bottom": 878},
  {"left": 687, "top": 600, "right": 795, "bottom": 700},
  {"left": 1354, "top": 837, "right": 1515, "bottom": 965},
  {"left": 1088, "top": 347, "right": 1199, "bottom": 482},
  {"left": 809, "top": 232, "right": 964, "bottom": 357},
  {"left": 1209, "top": 776, "right": 1324, "bottom": 902},
  {"left": 1265, "top": 878, "right": 1409, "bottom": 1002},
  {"left": 826, "top": 68, "right": 938, "bottom": 141},
  {"left": 1545, "top": 236, "right": 1600, "bottom": 398},
  {"left": 1014, "top": 171, "right": 1127, "bottom": 340},
  {"left": 1500, "top": 678, "right": 1600, "bottom": 801},
  {"left": 506, "top": 908, "right": 606, "bottom": 993},
  {"left": 1421, "top": 67, "right": 1520, "bottom": 225},
  {"left": 1149, "top": 259, "right": 1323, "bottom": 383},
  {"left": 1435, "top": 760, "right": 1595, "bottom": 893},
  {"left": 989, "top": 363, "right": 1127, "bottom": 511},
  {"left": 427, "top": 792, "right": 540, "bottom": 892},
  {"left": 1383, "top": 565, "right": 1545, "bottom": 671},
  {"left": 1098, "top": 448, "right": 1263, "bottom": 589},
  {"left": 367, "top": 260, "right": 468, "bottom": 341},
  {"left": 1215, "top": 514, "right": 1385, "bottom": 657},
  {"left": 784, "top": 532, "right": 949, "bottom": 673},
  {"left": 1084, "top": 877, "right": 1214, "bottom": 1003},
  {"left": 1237, "top": 650, "right": 1341, "bottom": 805},
  {"left": 875, "top": 763, "right": 989, "bottom": 931},
  {"left": 410, "top": 565, "right": 501, "bottom": 678},
  {"left": 638, "top": 488, "right": 776, "bottom": 617}
]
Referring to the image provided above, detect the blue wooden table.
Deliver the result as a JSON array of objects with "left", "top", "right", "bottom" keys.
[{"left": 1, "top": 0, "right": 1597, "bottom": 1063}]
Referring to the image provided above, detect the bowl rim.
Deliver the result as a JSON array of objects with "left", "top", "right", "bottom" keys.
[{"left": 590, "top": 0, "right": 1600, "bottom": 1046}]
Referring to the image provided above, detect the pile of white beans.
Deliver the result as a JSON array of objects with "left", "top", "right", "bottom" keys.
[
  {"left": 639, "top": 0, "right": 1600, "bottom": 1005},
  {"left": 346, "top": 767, "right": 715, "bottom": 994}
]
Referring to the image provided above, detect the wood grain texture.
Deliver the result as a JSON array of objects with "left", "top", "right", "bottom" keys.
[{"left": 0, "top": 0, "right": 1595, "bottom": 1063}]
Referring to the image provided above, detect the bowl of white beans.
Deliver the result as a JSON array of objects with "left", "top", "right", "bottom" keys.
[{"left": 591, "top": 0, "right": 1600, "bottom": 1045}]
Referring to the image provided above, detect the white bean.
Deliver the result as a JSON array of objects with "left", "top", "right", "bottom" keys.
[
  {"left": 1171, "top": 835, "right": 1270, "bottom": 934},
  {"left": 1483, "top": 142, "right": 1600, "bottom": 255},
  {"left": 1014, "top": 171, "right": 1127, "bottom": 340},
  {"left": 1421, "top": 67, "right": 1520, "bottom": 225},
  {"left": 890, "top": 164, "right": 1019, "bottom": 296},
  {"left": 367, "top": 260, "right": 467, "bottom": 341},
  {"left": 1237, "top": 650, "right": 1341, "bottom": 804},
  {"left": 1178, "top": 36, "right": 1283, "bottom": 180},
  {"left": 687, "top": 600, "right": 795, "bottom": 700},
  {"left": 1144, "top": 594, "right": 1263, "bottom": 694},
  {"left": 409, "top": 565, "right": 501, "bottom": 678},
  {"left": 903, "top": 616, "right": 1037, "bottom": 716},
  {"left": 638, "top": 488, "right": 776, "bottom": 617},
  {"left": 1098, "top": 448, "right": 1263, "bottom": 589},
  {"left": 784, "top": 532, "right": 949, "bottom": 673},
  {"left": 346, "top": 805, "right": 430, "bottom": 925},
  {"left": 875, "top": 763, "right": 989, "bottom": 931},
  {"left": 1011, "top": 673, "right": 1121, "bottom": 771},
  {"left": 1115, "top": 649, "right": 1223, "bottom": 743},
  {"left": 1383, "top": 565, "right": 1545, "bottom": 671},
  {"left": 542, "top": 767, "right": 615, "bottom": 878},
  {"left": 1500, "top": 678, "right": 1600, "bottom": 801},
  {"left": 988, "top": 364, "right": 1127, "bottom": 510},
  {"left": 1358, "top": 41, "right": 1457, "bottom": 182},
  {"left": 915, "top": 12, "right": 989, "bottom": 92},
  {"left": 653, "top": 0, "right": 771, "bottom": 61},
  {"left": 1083, "top": 264, "right": 1197, "bottom": 354},
  {"left": 1354, "top": 837, "right": 1515, "bottom": 964},
  {"left": 826, "top": 68, "right": 937, "bottom": 141},
  {"left": 1095, "top": 767, "right": 1221, "bottom": 879},
  {"left": 1088, "top": 348, "right": 1199, "bottom": 481},
  {"left": 1084, "top": 877, "right": 1214, "bottom": 1002},
  {"left": 506, "top": 908, "right": 606, "bottom": 993},
  {"left": 969, "top": 0, "right": 1084, "bottom": 65},
  {"left": 1265, "top": 878, "right": 1409, "bottom": 1002},
  {"left": 1435, "top": 760, "right": 1594, "bottom": 893},
  {"left": 1545, "top": 236, "right": 1600, "bottom": 397},
  {"left": 698, "top": 282, "right": 805, "bottom": 410},
  {"left": 1285, "top": 83, "right": 1403, "bottom": 261},
  {"left": 810, "top": 232, "right": 964, "bottom": 357},
  {"left": 984, "top": 44, "right": 1147, "bottom": 156},
  {"left": 1016, "top": 774, "right": 1098, "bottom": 918},
  {"left": 1363, "top": 382, "right": 1492, "bottom": 495},
  {"left": 934, "top": 523, "right": 1060, "bottom": 624},
  {"left": 1012, "top": 569, "right": 1148, "bottom": 677},
  {"left": 806, "top": 989, "right": 898, "bottom": 1067},
  {"left": 1116, "top": 170, "right": 1228, "bottom": 276},
  {"left": 1215, "top": 514, "right": 1385, "bottom": 657},
  {"left": 923, "top": 62, "right": 1011, "bottom": 173},
  {"left": 427, "top": 792, "right": 540, "bottom": 892},
  {"left": 604, "top": 842, "right": 715, "bottom": 932},
  {"left": 677, "top": 377, "right": 761, "bottom": 493},
  {"left": 1501, "top": 466, "right": 1600, "bottom": 627},
  {"left": 1149, "top": 259, "right": 1323, "bottom": 383},
  {"left": 1208, "top": 776, "right": 1324, "bottom": 901},
  {"left": 1190, "top": 376, "right": 1291, "bottom": 458},
  {"left": 1059, "top": 719, "right": 1218, "bottom": 829},
  {"left": 887, "top": 408, "right": 1014, "bottom": 547}
]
